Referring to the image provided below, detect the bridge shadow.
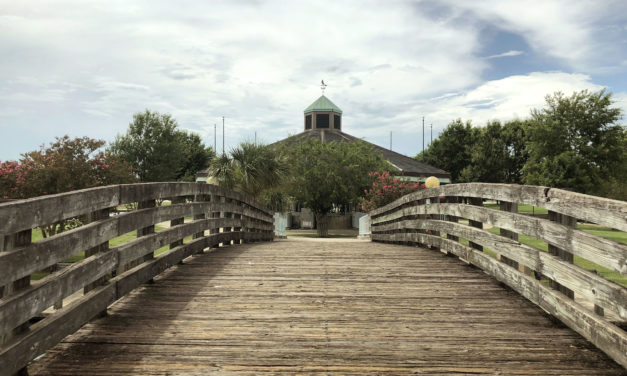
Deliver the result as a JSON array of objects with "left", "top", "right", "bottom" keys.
[{"left": 27, "top": 243, "right": 252, "bottom": 375}]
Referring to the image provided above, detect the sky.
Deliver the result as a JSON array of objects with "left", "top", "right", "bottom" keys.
[{"left": 1, "top": 0, "right": 627, "bottom": 161}]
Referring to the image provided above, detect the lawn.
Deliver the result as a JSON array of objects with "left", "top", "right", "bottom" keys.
[
  {"left": 483, "top": 202, "right": 548, "bottom": 215},
  {"left": 30, "top": 223, "right": 186, "bottom": 281}
]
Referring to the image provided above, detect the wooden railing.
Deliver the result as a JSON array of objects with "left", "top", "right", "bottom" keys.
[
  {"left": 370, "top": 183, "right": 627, "bottom": 368},
  {"left": 0, "top": 183, "right": 274, "bottom": 375}
]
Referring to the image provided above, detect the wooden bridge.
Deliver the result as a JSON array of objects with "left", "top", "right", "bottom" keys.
[{"left": 0, "top": 183, "right": 625, "bottom": 375}]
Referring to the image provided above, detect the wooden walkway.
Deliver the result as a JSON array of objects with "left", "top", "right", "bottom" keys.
[{"left": 29, "top": 238, "right": 624, "bottom": 375}]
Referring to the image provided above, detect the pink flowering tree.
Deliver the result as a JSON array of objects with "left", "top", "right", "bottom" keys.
[
  {"left": 360, "top": 171, "right": 423, "bottom": 212},
  {"left": 0, "top": 136, "right": 136, "bottom": 236}
]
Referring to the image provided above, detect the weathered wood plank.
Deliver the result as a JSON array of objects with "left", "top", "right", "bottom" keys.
[
  {"left": 116, "top": 218, "right": 239, "bottom": 266},
  {"left": 370, "top": 184, "right": 627, "bottom": 232},
  {"left": 372, "top": 202, "right": 627, "bottom": 274},
  {"left": 0, "top": 219, "right": 119, "bottom": 286},
  {"left": 0, "top": 250, "right": 117, "bottom": 338},
  {"left": 0, "top": 185, "right": 120, "bottom": 235}
]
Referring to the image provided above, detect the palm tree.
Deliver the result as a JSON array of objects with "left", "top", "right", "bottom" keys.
[{"left": 209, "top": 142, "right": 287, "bottom": 201}]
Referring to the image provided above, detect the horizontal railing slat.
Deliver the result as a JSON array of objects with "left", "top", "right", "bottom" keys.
[
  {"left": 0, "top": 249, "right": 118, "bottom": 338},
  {"left": 0, "top": 186, "right": 121, "bottom": 235},
  {"left": 372, "top": 202, "right": 627, "bottom": 274},
  {"left": 371, "top": 184, "right": 627, "bottom": 232},
  {"left": 0, "top": 219, "right": 120, "bottom": 286}
]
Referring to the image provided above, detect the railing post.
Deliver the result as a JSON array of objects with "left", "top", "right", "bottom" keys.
[
  {"left": 446, "top": 196, "right": 459, "bottom": 243},
  {"left": 547, "top": 210, "right": 575, "bottom": 300},
  {"left": 83, "top": 207, "right": 112, "bottom": 317},
  {"left": 1, "top": 229, "right": 31, "bottom": 376},
  {"left": 209, "top": 193, "right": 221, "bottom": 248},
  {"left": 427, "top": 195, "right": 440, "bottom": 251},
  {"left": 193, "top": 193, "right": 209, "bottom": 252},
  {"left": 499, "top": 201, "right": 519, "bottom": 270},
  {"left": 468, "top": 197, "right": 483, "bottom": 252},
  {"left": 234, "top": 199, "right": 243, "bottom": 244},
  {"left": 169, "top": 197, "right": 184, "bottom": 249}
]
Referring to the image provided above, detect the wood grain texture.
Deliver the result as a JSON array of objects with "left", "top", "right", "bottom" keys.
[
  {"left": 370, "top": 184, "right": 627, "bottom": 232},
  {"left": 28, "top": 239, "right": 624, "bottom": 375},
  {"left": 372, "top": 202, "right": 627, "bottom": 274}
]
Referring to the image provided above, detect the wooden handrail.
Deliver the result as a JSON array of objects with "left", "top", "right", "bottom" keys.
[
  {"left": 370, "top": 183, "right": 627, "bottom": 368},
  {"left": 0, "top": 183, "right": 274, "bottom": 375}
]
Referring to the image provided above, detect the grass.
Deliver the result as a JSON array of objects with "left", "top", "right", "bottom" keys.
[
  {"left": 30, "top": 223, "right": 185, "bottom": 281},
  {"left": 483, "top": 202, "right": 548, "bottom": 215}
]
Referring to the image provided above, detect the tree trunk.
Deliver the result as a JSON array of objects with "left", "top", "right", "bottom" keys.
[{"left": 316, "top": 213, "right": 329, "bottom": 238}]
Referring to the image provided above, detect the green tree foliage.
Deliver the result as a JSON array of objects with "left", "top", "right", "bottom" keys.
[
  {"left": 209, "top": 142, "right": 287, "bottom": 200},
  {"left": 109, "top": 110, "right": 213, "bottom": 182},
  {"left": 416, "top": 119, "right": 478, "bottom": 182},
  {"left": 460, "top": 120, "right": 529, "bottom": 184},
  {"left": 0, "top": 136, "right": 136, "bottom": 236},
  {"left": 522, "top": 90, "right": 626, "bottom": 196},
  {"left": 177, "top": 132, "right": 215, "bottom": 182},
  {"left": 283, "top": 139, "right": 390, "bottom": 237}
]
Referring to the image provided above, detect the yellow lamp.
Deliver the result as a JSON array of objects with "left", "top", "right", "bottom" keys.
[{"left": 425, "top": 176, "right": 440, "bottom": 188}]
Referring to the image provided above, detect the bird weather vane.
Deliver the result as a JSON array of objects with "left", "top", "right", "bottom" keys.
[{"left": 320, "top": 80, "right": 327, "bottom": 95}]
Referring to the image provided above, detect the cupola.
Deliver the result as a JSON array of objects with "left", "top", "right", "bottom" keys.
[{"left": 303, "top": 95, "right": 343, "bottom": 131}]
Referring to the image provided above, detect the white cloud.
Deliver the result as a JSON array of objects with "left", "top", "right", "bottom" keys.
[
  {"left": 445, "top": 0, "right": 627, "bottom": 71},
  {"left": 0, "top": 1, "right": 626, "bottom": 161},
  {"left": 486, "top": 50, "right": 524, "bottom": 59}
]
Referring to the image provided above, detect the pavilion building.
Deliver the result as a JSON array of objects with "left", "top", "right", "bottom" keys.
[{"left": 274, "top": 95, "right": 451, "bottom": 184}]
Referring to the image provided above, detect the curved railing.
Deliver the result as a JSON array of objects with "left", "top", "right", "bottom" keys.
[
  {"left": 370, "top": 183, "right": 627, "bottom": 368},
  {"left": 0, "top": 183, "right": 274, "bottom": 375}
]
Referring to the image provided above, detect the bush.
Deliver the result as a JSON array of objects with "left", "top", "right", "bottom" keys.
[{"left": 360, "top": 171, "right": 422, "bottom": 212}]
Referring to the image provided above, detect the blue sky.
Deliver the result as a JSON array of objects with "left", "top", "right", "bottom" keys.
[{"left": 1, "top": 0, "right": 626, "bottom": 161}]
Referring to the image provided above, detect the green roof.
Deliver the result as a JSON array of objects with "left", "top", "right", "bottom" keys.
[{"left": 304, "top": 95, "right": 343, "bottom": 114}]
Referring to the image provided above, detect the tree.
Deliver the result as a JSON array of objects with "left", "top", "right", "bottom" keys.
[
  {"left": 109, "top": 110, "right": 213, "bottom": 182},
  {"left": 360, "top": 171, "right": 422, "bottom": 212},
  {"left": 459, "top": 120, "right": 529, "bottom": 184},
  {"left": 229, "top": 142, "right": 287, "bottom": 200},
  {"left": 209, "top": 142, "right": 287, "bottom": 200},
  {"left": 283, "top": 139, "right": 390, "bottom": 237},
  {"left": 416, "top": 119, "right": 479, "bottom": 182},
  {"left": 0, "top": 136, "right": 136, "bottom": 236},
  {"left": 522, "top": 90, "right": 625, "bottom": 196},
  {"left": 177, "top": 132, "right": 215, "bottom": 182}
]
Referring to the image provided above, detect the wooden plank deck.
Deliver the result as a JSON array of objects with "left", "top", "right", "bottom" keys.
[{"left": 28, "top": 238, "right": 624, "bottom": 375}]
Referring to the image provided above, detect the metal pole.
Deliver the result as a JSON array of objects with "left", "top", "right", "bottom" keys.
[
  {"left": 214, "top": 124, "right": 216, "bottom": 152},
  {"left": 422, "top": 116, "right": 425, "bottom": 160},
  {"left": 430, "top": 123, "right": 433, "bottom": 144},
  {"left": 222, "top": 116, "right": 225, "bottom": 156}
]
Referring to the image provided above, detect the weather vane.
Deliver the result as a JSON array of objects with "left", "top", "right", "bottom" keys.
[{"left": 320, "top": 80, "right": 327, "bottom": 95}]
